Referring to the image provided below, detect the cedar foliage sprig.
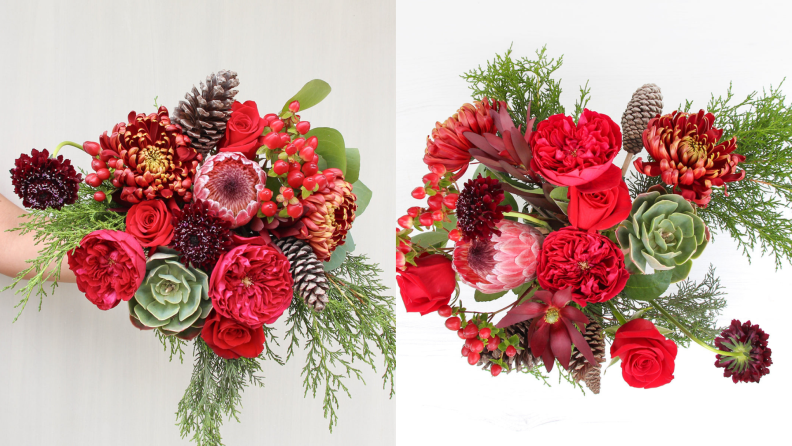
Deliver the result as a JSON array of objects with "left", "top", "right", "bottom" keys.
[
  {"left": 284, "top": 254, "right": 395, "bottom": 430},
  {"left": 462, "top": 45, "right": 591, "bottom": 128},
  {"left": 2, "top": 186, "right": 125, "bottom": 321},
  {"left": 680, "top": 83, "right": 792, "bottom": 268}
]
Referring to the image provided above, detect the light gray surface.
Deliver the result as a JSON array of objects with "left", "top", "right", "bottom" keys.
[
  {"left": 0, "top": 1, "right": 395, "bottom": 445},
  {"left": 396, "top": 1, "right": 791, "bottom": 445}
]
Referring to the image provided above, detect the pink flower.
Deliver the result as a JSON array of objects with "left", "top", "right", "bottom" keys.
[
  {"left": 192, "top": 152, "right": 267, "bottom": 228},
  {"left": 67, "top": 230, "right": 146, "bottom": 310},
  {"left": 453, "top": 219, "right": 544, "bottom": 294}
]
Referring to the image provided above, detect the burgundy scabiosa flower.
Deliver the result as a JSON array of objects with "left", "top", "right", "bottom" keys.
[
  {"left": 714, "top": 319, "right": 772, "bottom": 383},
  {"left": 192, "top": 151, "right": 267, "bottom": 228},
  {"left": 171, "top": 200, "right": 234, "bottom": 271},
  {"left": 10, "top": 148, "right": 82, "bottom": 210},
  {"left": 453, "top": 219, "right": 543, "bottom": 294},
  {"left": 456, "top": 174, "right": 512, "bottom": 241}
]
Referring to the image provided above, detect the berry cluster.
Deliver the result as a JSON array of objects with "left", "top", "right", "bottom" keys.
[{"left": 83, "top": 141, "right": 113, "bottom": 202}]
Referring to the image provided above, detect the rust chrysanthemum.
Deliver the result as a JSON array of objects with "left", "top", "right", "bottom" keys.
[
  {"left": 171, "top": 200, "right": 234, "bottom": 271},
  {"left": 100, "top": 106, "right": 201, "bottom": 204},
  {"left": 423, "top": 99, "right": 498, "bottom": 180},
  {"left": 714, "top": 319, "right": 772, "bottom": 384},
  {"left": 10, "top": 148, "right": 82, "bottom": 210},
  {"left": 634, "top": 110, "right": 745, "bottom": 207},
  {"left": 456, "top": 174, "right": 512, "bottom": 241},
  {"left": 298, "top": 168, "right": 357, "bottom": 261}
]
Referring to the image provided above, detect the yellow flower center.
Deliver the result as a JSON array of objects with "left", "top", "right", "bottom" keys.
[
  {"left": 578, "top": 261, "right": 590, "bottom": 270},
  {"left": 242, "top": 276, "right": 254, "bottom": 288},
  {"left": 544, "top": 307, "right": 560, "bottom": 324}
]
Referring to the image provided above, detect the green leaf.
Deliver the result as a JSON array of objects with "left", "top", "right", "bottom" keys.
[
  {"left": 281, "top": 79, "right": 332, "bottom": 113},
  {"left": 474, "top": 289, "right": 508, "bottom": 302},
  {"left": 305, "top": 127, "right": 347, "bottom": 174},
  {"left": 549, "top": 186, "right": 570, "bottom": 215},
  {"left": 322, "top": 243, "right": 348, "bottom": 272},
  {"left": 669, "top": 260, "right": 692, "bottom": 283},
  {"left": 411, "top": 231, "right": 448, "bottom": 249},
  {"left": 501, "top": 191, "right": 519, "bottom": 221},
  {"left": 352, "top": 180, "right": 372, "bottom": 217},
  {"left": 622, "top": 270, "right": 673, "bottom": 301},
  {"left": 603, "top": 355, "right": 621, "bottom": 374},
  {"left": 343, "top": 232, "right": 356, "bottom": 253},
  {"left": 345, "top": 148, "right": 360, "bottom": 184},
  {"left": 655, "top": 325, "right": 673, "bottom": 335}
]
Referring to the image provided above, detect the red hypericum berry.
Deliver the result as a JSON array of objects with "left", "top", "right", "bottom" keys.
[
  {"left": 280, "top": 133, "right": 291, "bottom": 145},
  {"left": 422, "top": 173, "right": 440, "bottom": 188},
  {"left": 107, "top": 158, "right": 118, "bottom": 169},
  {"left": 91, "top": 158, "right": 105, "bottom": 171},
  {"left": 427, "top": 194, "right": 444, "bottom": 211},
  {"left": 314, "top": 173, "right": 327, "bottom": 189},
  {"left": 407, "top": 206, "right": 421, "bottom": 218},
  {"left": 96, "top": 168, "right": 110, "bottom": 181},
  {"left": 263, "top": 132, "right": 281, "bottom": 149},
  {"left": 445, "top": 317, "right": 461, "bottom": 331},
  {"left": 303, "top": 176, "right": 317, "bottom": 191},
  {"left": 487, "top": 336, "right": 501, "bottom": 351},
  {"left": 289, "top": 100, "right": 300, "bottom": 113},
  {"left": 397, "top": 214, "right": 414, "bottom": 229},
  {"left": 461, "top": 346, "right": 470, "bottom": 357},
  {"left": 462, "top": 323, "right": 479, "bottom": 339},
  {"left": 302, "top": 162, "right": 319, "bottom": 177},
  {"left": 285, "top": 144, "right": 298, "bottom": 155},
  {"left": 437, "top": 305, "right": 453, "bottom": 318},
  {"left": 479, "top": 328, "right": 491, "bottom": 339},
  {"left": 292, "top": 137, "right": 306, "bottom": 150},
  {"left": 306, "top": 136, "right": 318, "bottom": 149},
  {"left": 431, "top": 210, "right": 444, "bottom": 221},
  {"left": 270, "top": 120, "right": 285, "bottom": 132},
  {"left": 281, "top": 187, "right": 295, "bottom": 200},
  {"left": 448, "top": 229, "right": 461, "bottom": 242},
  {"left": 295, "top": 121, "right": 311, "bottom": 134},
  {"left": 491, "top": 364, "right": 503, "bottom": 377},
  {"left": 111, "top": 179, "right": 121, "bottom": 188},
  {"left": 273, "top": 160, "right": 289, "bottom": 175},
  {"left": 429, "top": 164, "right": 447, "bottom": 176},
  {"left": 263, "top": 113, "right": 279, "bottom": 124},
  {"left": 396, "top": 251, "right": 406, "bottom": 270},
  {"left": 83, "top": 141, "right": 101, "bottom": 157},
  {"left": 464, "top": 338, "right": 474, "bottom": 349},
  {"left": 261, "top": 201, "right": 277, "bottom": 217},
  {"left": 470, "top": 339, "right": 484, "bottom": 353},
  {"left": 323, "top": 170, "right": 336, "bottom": 184},
  {"left": 419, "top": 213, "right": 433, "bottom": 227},
  {"left": 114, "top": 160, "right": 125, "bottom": 170},
  {"left": 287, "top": 203, "right": 304, "bottom": 218},
  {"left": 467, "top": 352, "right": 481, "bottom": 365},
  {"left": 505, "top": 345, "right": 517, "bottom": 358},
  {"left": 397, "top": 240, "right": 411, "bottom": 254},
  {"left": 287, "top": 171, "right": 305, "bottom": 188},
  {"left": 412, "top": 187, "right": 426, "bottom": 199},
  {"left": 93, "top": 191, "right": 106, "bottom": 202},
  {"left": 258, "top": 189, "right": 273, "bottom": 201},
  {"left": 289, "top": 161, "right": 302, "bottom": 172},
  {"left": 85, "top": 173, "right": 101, "bottom": 187},
  {"left": 457, "top": 329, "right": 466, "bottom": 339},
  {"left": 443, "top": 194, "right": 459, "bottom": 210}
]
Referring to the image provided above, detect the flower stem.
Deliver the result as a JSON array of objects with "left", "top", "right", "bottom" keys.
[
  {"left": 605, "top": 301, "right": 628, "bottom": 325},
  {"left": 51, "top": 141, "right": 84, "bottom": 158},
  {"left": 649, "top": 299, "right": 740, "bottom": 357},
  {"left": 502, "top": 212, "right": 551, "bottom": 230}
]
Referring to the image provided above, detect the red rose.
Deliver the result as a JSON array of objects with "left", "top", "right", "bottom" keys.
[
  {"left": 201, "top": 310, "right": 265, "bottom": 359},
  {"left": 536, "top": 227, "right": 629, "bottom": 306},
  {"left": 125, "top": 199, "right": 174, "bottom": 247},
  {"left": 611, "top": 319, "right": 678, "bottom": 389},
  {"left": 217, "top": 101, "right": 267, "bottom": 159},
  {"left": 67, "top": 230, "right": 146, "bottom": 310},
  {"left": 568, "top": 164, "right": 632, "bottom": 232},
  {"left": 530, "top": 109, "right": 622, "bottom": 187},
  {"left": 397, "top": 254, "right": 456, "bottom": 315}
]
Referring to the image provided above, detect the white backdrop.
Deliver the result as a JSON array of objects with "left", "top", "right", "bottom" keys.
[
  {"left": 396, "top": 1, "right": 791, "bottom": 445},
  {"left": 0, "top": 1, "right": 395, "bottom": 445}
]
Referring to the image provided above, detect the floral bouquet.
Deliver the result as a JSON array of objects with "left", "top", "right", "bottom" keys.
[
  {"left": 5, "top": 71, "right": 394, "bottom": 445},
  {"left": 397, "top": 48, "right": 786, "bottom": 392}
]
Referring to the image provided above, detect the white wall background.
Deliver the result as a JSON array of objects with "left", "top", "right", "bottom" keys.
[
  {"left": 396, "top": 1, "right": 791, "bottom": 445},
  {"left": 0, "top": 1, "right": 395, "bottom": 445}
]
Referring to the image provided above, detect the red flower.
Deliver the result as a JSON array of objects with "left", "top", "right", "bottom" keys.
[
  {"left": 10, "top": 148, "right": 82, "bottom": 210},
  {"left": 201, "top": 310, "right": 266, "bottom": 360},
  {"left": 456, "top": 175, "right": 512, "bottom": 241},
  {"left": 397, "top": 254, "right": 456, "bottom": 315},
  {"left": 496, "top": 288, "right": 596, "bottom": 372},
  {"left": 125, "top": 199, "right": 174, "bottom": 248},
  {"left": 714, "top": 319, "right": 772, "bottom": 383},
  {"left": 530, "top": 109, "right": 622, "bottom": 187},
  {"left": 611, "top": 319, "right": 678, "bottom": 389},
  {"left": 536, "top": 227, "right": 629, "bottom": 306},
  {"left": 217, "top": 101, "right": 267, "bottom": 159},
  {"left": 209, "top": 242, "right": 293, "bottom": 327},
  {"left": 567, "top": 164, "right": 632, "bottom": 232},
  {"left": 67, "top": 230, "right": 146, "bottom": 310}
]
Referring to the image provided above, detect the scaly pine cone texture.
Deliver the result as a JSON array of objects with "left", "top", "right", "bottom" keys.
[
  {"left": 570, "top": 321, "right": 606, "bottom": 394},
  {"left": 478, "top": 320, "right": 540, "bottom": 373},
  {"left": 173, "top": 70, "right": 240, "bottom": 158},
  {"left": 273, "top": 237, "right": 330, "bottom": 312},
  {"left": 621, "top": 84, "right": 663, "bottom": 155}
]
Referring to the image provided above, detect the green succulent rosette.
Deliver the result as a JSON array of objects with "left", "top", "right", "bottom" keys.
[
  {"left": 128, "top": 248, "right": 212, "bottom": 340},
  {"left": 616, "top": 186, "right": 709, "bottom": 283}
]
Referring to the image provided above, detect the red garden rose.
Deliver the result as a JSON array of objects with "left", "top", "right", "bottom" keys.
[
  {"left": 125, "top": 199, "right": 174, "bottom": 247},
  {"left": 397, "top": 254, "right": 456, "bottom": 315},
  {"left": 67, "top": 230, "right": 146, "bottom": 310},
  {"left": 217, "top": 100, "right": 267, "bottom": 159},
  {"left": 568, "top": 164, "right": 632, "bottom": 232},
  {"left": 530, "top": 109, "right": 622, "bottom": 187},
  {"left": 536, "top": 227, "right": 629, "bottom": 306},
  {"left": 209, "top": 242, "right": 293, "bottom": 327},
  {"left": 611, "top": 319, "right": 678, "bottom": 389},
  {"left": 201, "top": 310, "right": 266, "bottom": 360}
]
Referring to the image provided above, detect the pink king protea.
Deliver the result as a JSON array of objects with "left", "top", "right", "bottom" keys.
[
  {"left": 192, "top": 152, "right": 267, "bottom": 228},
  {"left": 452, "top": 219, "right": 544, "bottom": 294}
]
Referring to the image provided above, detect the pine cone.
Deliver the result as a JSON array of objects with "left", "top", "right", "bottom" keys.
[
  {"left": 570, "top": 321, "right": 606, "bottom": 394},
  {"left": 621, "top": 84, "right": 663, "bottom": 155},
  {"left": 173, "top": 70, "right": 240, "bottom": 158},
  {"left": 272, "top": 237, "right": 330, "bottom": 312},
  {"left": 478, "top": 320, "right": 540, "bottom": 373}
]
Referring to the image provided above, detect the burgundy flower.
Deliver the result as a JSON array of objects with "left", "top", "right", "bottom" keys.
[
  {"left": 497, "top": 287, "right": 596, "bottom": 372},
  {"left": 456, "top": 175, "right": 512, "bottom": 241},
  {"left": 714, "top": 319, "right": 772, "bottom": 383},
  {"left": 10, "top": 148, "right": 82, "bottom": 210},
  {"left": 170, "top": 200, "right": 234, "bottom": 271}
]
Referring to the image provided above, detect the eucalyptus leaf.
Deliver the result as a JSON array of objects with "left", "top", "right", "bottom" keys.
[
  {"left": 474, "top": 289, "right": 508, "bottom": 302},
  {"left": 411, "top": 231, "right": 448, "bottom": 249},
  {"left": 345, "top": 148, "right": 361, "bottom": 183},
  {"left": 281, "top": 79, "right": 332, "bottom": 113},
  {"left": 305, "top": 127, "right": 347, "bottom": 174},
  {"left": 352, "top": 180, "right": 372, "bottom": 217},
  {"left": 322, "top": 243, "right": 348, "bottom": 272},
  {"left": 622, "top": 270, "right": 673, "bottom": 301}
]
